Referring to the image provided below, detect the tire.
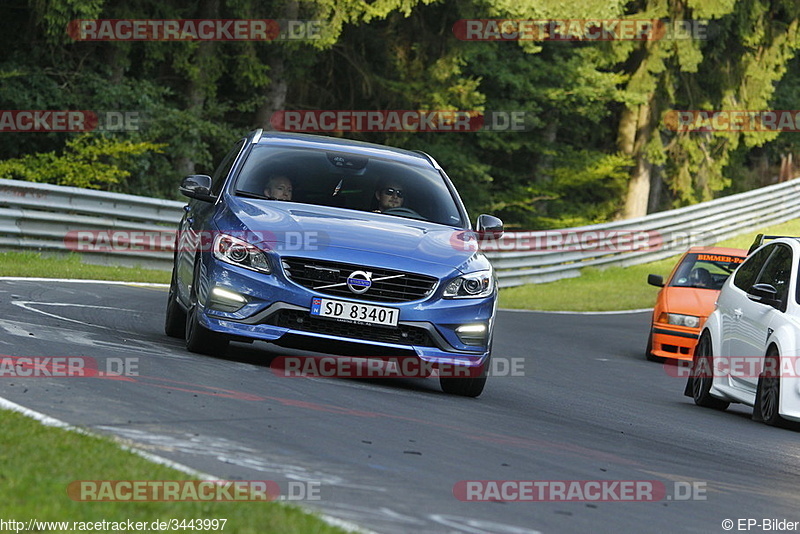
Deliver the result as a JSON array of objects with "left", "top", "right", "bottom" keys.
[
  {"left": 185, "top": 261, "right": 229, "bottom": 356},
  {"left": 164, "top": 269, "right": 186, "bottom": 338},
  {"left": 756, "top": 347, "right": 785, "bottom": 426},
  {"left": 439, "top": 355, "right": 489, "bottom": 397},
  {"left": 689, "top": 332, "right": 729, "bottom": 410},
  {"left": 645, "top": 330, "right": 663, "bottom": 362}
]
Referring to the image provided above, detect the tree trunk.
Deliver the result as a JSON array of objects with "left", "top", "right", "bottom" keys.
[
  {"left": 619, "top": 95, "right": 655, "bottom": 219},
  {"left": 255, "top": 1, "right": 298, "bottom": 129},
  {"left": 624, "top": 155, "right": 652, "bottom": 219},
  {"left": 255, "top": 55, "right": 288, "bottom": 129},
  {"left": 779, "top": 152, "right": 794, "bottom": 182},
  {"left": 177, "top": 0, "right": 219, "bottom": 176},
  {"left": 648, "top": 165, "right": 663, "bottom": 213}
]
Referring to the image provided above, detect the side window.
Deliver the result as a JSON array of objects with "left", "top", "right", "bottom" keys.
[
  {"left": 211, "top": 139, "right": 245, "bottom": 195},
  {"left": 733, "top": 245, "right": 773, "bottom": 291},
  {"left": 755, "top": 245, "right": 792, "bottom": 304}
]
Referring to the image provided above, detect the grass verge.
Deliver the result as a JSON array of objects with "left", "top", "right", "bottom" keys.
[
  {"left": 0, "top": 251, "right": 170, "bottom": 284},
  {"left": 0, "top": 408, "right": 350, "bottom": 533},
  {"left": 499, "top": 218, "right": 800, "bottom": 312}
]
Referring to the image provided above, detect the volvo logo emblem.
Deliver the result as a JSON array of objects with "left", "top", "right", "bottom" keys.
[{"left": 346, "top": 270, "right": 372, "bottom": 294}]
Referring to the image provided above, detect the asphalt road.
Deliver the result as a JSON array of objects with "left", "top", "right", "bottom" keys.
[{"left": 1, "top": 279, "right": 799, "bottom": 534}]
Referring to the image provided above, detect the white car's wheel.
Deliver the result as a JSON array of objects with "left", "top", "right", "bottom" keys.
[
  {"left": 756, "top": 347, "right": 785, "bottom": 426},
  {"left": 690, "top": 332, "right": 729, "bottom": 411}
]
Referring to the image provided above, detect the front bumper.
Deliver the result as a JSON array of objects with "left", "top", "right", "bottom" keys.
[
  {"left": 651, "top": 325, "right": 700, "bottom": 361},
  {"left": 195, "top": 256, "right": 494, "bottom": 368}
]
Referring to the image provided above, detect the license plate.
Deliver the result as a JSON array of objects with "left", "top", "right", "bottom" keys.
[{"left": 310, "top": 298, "right": 399, "bottom": 327}]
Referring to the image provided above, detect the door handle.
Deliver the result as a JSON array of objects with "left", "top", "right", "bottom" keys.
[{"left": 733, "top": 308, "right": 743, "bottom": 319}]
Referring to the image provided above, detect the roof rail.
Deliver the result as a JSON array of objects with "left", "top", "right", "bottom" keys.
[{"left": 747, "top": 234, "right": 797, "bottom": 254}]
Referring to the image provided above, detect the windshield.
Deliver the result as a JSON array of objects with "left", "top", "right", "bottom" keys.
[
  {"left": 231, "top": 145, "right": 466, "bottom": 227},
  {"left": 669, "top": 252, "right": 746, "bottom": 290}
]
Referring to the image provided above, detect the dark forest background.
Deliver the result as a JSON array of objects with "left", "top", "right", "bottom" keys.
[{"left": 1, "top": 0, "right": 799, "bottom": 229}]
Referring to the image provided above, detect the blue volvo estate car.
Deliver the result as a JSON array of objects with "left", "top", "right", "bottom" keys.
[{"left": 165, "top": 130, "right": 503, "bottom": 396}]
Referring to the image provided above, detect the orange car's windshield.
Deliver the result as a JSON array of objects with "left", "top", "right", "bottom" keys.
[{"left": 669, "top": 253, "right": 746, "bottom": 290}]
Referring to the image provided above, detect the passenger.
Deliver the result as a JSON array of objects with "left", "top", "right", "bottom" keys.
[{"left": 263, "top": 175, "right": 293, "bottom": 200}]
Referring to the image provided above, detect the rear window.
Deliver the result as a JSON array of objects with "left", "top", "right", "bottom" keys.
[{"left": 669, "top": 253, "right": 745, "bottom": 290}]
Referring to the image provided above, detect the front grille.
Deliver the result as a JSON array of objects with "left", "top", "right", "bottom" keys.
[
  {"left": 267, "top": 309, "right": 435, "bottom": 347},
  {"left": 281, "top": 257, "right": 437, "bottom": 303}
]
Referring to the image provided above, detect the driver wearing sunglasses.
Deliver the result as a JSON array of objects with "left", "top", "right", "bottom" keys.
[{"left": 374, "top": 183, "right": 405, "bottom": 212}]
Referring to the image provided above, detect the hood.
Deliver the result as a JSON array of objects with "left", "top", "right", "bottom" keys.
[
  {"left": 213, "top": 197, "right": 487, "bottom": 276},
  {"left": 662, "top": 286, "right": 720, "bottom": 318}
]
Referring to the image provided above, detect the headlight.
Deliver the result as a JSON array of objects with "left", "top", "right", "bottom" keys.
[
  {"left": 213, "top": 233, "right": 271, "bottom": 274},
  {"left": 667, "top": 313, "right": 700, "bottom": 328},
  {"left": 444, "top": 270, "right": 494, "bottom": 299}
]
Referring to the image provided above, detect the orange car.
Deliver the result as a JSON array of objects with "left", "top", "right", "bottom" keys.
[{"left": 646, "top": 246, "right": 748, "bottom": 361}]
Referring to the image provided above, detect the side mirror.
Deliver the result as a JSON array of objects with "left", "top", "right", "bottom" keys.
[
  {"left": 476, "top": 214, "right": 503, "bottom": 240},
  {"left": 747, "top": 283, "right": 780, "bottom": 308},
  {"left": 180, "top": 175, "right": 215, "bottom": 202},
  {"left": 647, "top": 274, "right": 664, "bottom": 287}
]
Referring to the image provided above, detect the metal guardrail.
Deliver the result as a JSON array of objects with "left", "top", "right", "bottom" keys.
[
  {"left": 1, "top": 177, "right": 799, "bottom": 284},
  {"left": 486, "top": 177, "right": 800, "bottom": 286},
  {"left": 0, "top": 179, "right": 184, "bottom": 271}
]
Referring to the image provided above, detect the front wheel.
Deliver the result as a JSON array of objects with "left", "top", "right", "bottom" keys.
[
  {"left": 689, "top": 332, "right": 729, "bottom": 410},
  {"left": 164, "top": 269, "right": 186, "bottom": 338},
  {"left": 645, "top": 329, "right": 663, "bottom": 362},
  {"left": 439, "top": 355, "right": 489, "bottom": 397},
  {"left": 185, "top": 262, "right": 229, "bottom": 356}
]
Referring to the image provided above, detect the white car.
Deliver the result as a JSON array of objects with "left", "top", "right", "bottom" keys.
[{"left": 685, "top": 235, "right": 800, "bottom": 426}]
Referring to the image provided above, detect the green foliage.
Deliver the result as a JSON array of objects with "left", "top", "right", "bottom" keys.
[
  {"left": 29, "top": 0, "right": 106, "bottom": 44},
  {"left": 1, "top": 0, "right": 799, "bottom": 227},
  {"left": 514, "top": 150, "right": 633, "bottom": 228},
  {"left": 0, "top": 135, "right": 164, "bottom": 189}
]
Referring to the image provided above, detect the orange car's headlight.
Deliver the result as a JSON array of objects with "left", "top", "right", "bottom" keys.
[{"left": 667, "top": 313, "right": 700, "bottom": 328}]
